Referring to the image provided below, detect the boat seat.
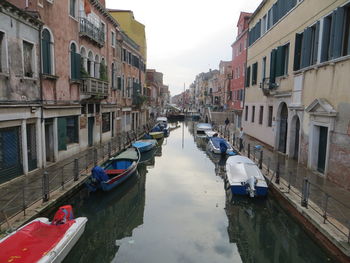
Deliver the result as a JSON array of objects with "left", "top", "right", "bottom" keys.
[{"left": 105, "top": 169, "right": 126, "bottom": 175}]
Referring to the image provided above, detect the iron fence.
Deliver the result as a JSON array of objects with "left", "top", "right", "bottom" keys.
[
  {"left": 217, "top": 125, "right": 350, "bottom": 243},
  {"left": 0, "top": 122, "right": 155, "bottom": 231}
]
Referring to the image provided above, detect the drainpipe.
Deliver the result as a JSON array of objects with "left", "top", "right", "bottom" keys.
[{"left": 38, "top": 23, "right": 45, "bottom": 168}]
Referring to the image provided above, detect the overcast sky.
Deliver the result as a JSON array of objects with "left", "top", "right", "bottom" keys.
[{"left": 107, "top": 0, "right": 261, "bottom": 96}]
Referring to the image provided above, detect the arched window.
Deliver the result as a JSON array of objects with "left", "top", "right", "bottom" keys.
[
  {"left": 87, "top": 51, "right": 93, "bottom": 77},
  {"left": 70, "top": 43, "right": 80, "bottom": 80},
  {"left": 42, "top": 29, "right": 53, "bottom": 75}
]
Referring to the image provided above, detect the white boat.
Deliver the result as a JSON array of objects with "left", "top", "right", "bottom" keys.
[
  {"left": 196, "top": 123, "right": 213, "bottom": 138},
  {"left": 226, "top": 155, "right": 268, "bottom": 198},
  {"left": 155, "top": 116, "right": 170, "bottom": 136},
  {"left": 0, "top": 205, "right": 87, "bottom": 263},
  {"left": 204, "top": 130, "right": 217, "bottom": 139},
  {"left": 207, "top": 137, "right": 235, "bottom": 156}
]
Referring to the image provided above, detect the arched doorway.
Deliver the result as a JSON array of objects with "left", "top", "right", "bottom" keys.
[{"left": 278, "top": 103, "right": 288, "bottom": 153}]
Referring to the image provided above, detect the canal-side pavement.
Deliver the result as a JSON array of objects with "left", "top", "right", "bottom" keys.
[{"left": 218, "top": 124, "right": 350, "bottom": 262}]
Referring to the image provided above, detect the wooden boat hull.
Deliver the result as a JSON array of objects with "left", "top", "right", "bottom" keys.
[{"left": 100, "top": 163, "right": 138, "bottom": 191}]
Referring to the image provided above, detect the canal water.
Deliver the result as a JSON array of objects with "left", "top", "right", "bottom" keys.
[{"left": 62, "top": 121, "right": 335, "bottom": 263}]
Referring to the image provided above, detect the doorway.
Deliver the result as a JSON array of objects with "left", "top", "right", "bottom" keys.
[
  {"left": 45, "top": 119, "right": 54, "bottom": 163},
  {"left": 88, "top": 117, "right": 94, "bottom": 147},
  {"left": 278, "top": 103, "right": 288, "bottom": 153},
  {"left": 317, "top": 126, "right": 328, "bottom": 173}
]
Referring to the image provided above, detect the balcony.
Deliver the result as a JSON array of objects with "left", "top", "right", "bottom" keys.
[
  {"left": 260, "top": 78, "right": 278, "bottom": 96},
  {"left": 79, "top": 18, "right": 105, "bottom": 47},
  {"left": 81, "top": 77, "right": 108, "bottom": 98}
]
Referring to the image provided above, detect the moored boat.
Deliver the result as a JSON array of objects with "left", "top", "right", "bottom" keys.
[
  {"left": 225, "top": 155, "right": 268, "bottom": 198},
  {"left": 86, "top": 147, "right": 140, "bottom": 192},
  {"left": 149, "top": 131, "right": 164, "bottom": 139},
  {"left": 196, "top": 123, "right": 213, "bottom": 138},
  {"left": 0, "top": 205, "right": 87, "bottom": 263},
  {"left": 155, "top": 117, "right": 170, "bottom": 136},
  {"left": 132, "top": 139, "right": 157, "bottom": 153},
  {"left": 207, "top": 137, "right": 236, "bottom": 156}
]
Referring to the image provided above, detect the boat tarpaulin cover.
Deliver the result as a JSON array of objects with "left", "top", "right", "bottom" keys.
[
  {"left": 92, "top": 166, "right": 109, "bottom": 182},
  {"left": 0, "top": 220, "right": 75, "bottom": 263}
]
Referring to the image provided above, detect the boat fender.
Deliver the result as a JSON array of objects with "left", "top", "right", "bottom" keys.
[{"left": 52, "top": 205, "right": 74, "bottom": 225}]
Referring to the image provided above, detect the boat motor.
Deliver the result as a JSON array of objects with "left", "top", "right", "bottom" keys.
[{"left": 247, "top": 176, "right": 256, "bottom": 198}]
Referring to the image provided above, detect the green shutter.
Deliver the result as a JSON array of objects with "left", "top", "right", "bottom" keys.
[
  {"left": 321, "top": 16, "right": 332, "bottom": 62},
  {"left": 293, "top": 33, "right": 303, "bottom": 71},
  {"left": 70, "top": 51, "right": 75, "bottom": 79},
  {"left": 275, "top": 46, "right": 284, "bottom": 77},
  {"left": 246, "top": 66, "right": 251, "bottom": 87},
  {"left": 312, "top": 22, "right": 320, "bottom": 65},
  {"left": 332, "top": 7, "right": 345, "bottom": 59},
  {"left": 42, "top": 35, "right": 51, "bottom": 75},
  {"left": 269, "top": 49, "right": 277, "bottom": 85},
  {"left": 301, "top": 27, "right": 312, "bottom": 68},
  {"left": 57, "top": 118, "right": 67, "bottom": 151}
]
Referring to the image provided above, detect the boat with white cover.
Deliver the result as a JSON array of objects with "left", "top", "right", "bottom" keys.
[
  {"left": 196, "top": 123, "right": 213, "bottom": 138},
  {"left": 225, "top": 155, "right": 268, "bottom": 197},
  {"left": 207, "top": 137, "right": 235, "bottom": 156},
  {"left": 0, "top": 205, "right": 87, "bottom": 263}
]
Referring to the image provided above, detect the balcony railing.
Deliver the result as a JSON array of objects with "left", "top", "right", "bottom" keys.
[
  {"left": 79, "top": 17, "right": 105, "bottom": 47},
  {"left": 81, "top": 77, "right": 108, "bottom": 97}
]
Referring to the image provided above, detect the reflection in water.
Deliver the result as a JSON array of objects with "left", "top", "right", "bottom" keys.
[
  {"left": 59, "top": 121, "right": 334, "bottom": 263},
  {"left": 63, "top": 167, "right": 146, "bottom": 263},
  {"left": 225, "top": 197, "right": 335, "bottom": 263}
]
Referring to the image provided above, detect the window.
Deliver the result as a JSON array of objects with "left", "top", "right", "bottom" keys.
[
  {"left": 41, "top": 29, "right": 53, "bottom": 75},
  {"left": 57, "top": 116, "right": 79, "bottom": 151},
  {"left": 261, "top": 15, "right": 267, "bottom": 35},
  {"left": 245, "top": 106, "right": 248, "bottom": 121},
  {"left": 102, "top": 113, "right": 111, "bottom": 133},
  {"left": 321, "top": 6, "right": 350, "bottom": 62},
  {"left": 252, "top": 106, "right": 255, "bottom": 123},
  {"left": 23, "top": 41, "right": 34, "bottom": 78},
  {"left": 262, "top": 57, "right": 266, "bottom": 82},
  {"left": 70, "top": 43, "right": 80, "bottom": 80},
  {"left": 0, "top": 31, "right": 7, "bottom": 73},
  {"left": 270, "top": 43, "right": 289, "bottom": 84},
  {"left": 88, "top": 104, "right": 94, "bottom": 114},
  {"left": 69, "top": 0, "right": 76, "bottom": 18},
  {"left": 96, "top": 103, "right": 100, "bottom": 113},
  {"left": 268, "top": 106, "right": 273, "bottom": 127},
  {"left": 245, "top": 66, "right": 251, "bottom": 87},
  {"left": 111, "top": 63, "right": 116, "bottom": 89},
  {"left": 117, "top": 76, "right": 122, "bottom": 90},
  {"left": 343, "top": 5, "right": 350, "bottom": 56},
  {"left": 267, "top": 8, "right": 273, "bottom": 30},
  {"left": 252, "top": 62, "right": 258, "bottom": 85},
  {"left": 259, "top": 106, "right": 264, "bottom": 125},
  {"left": 111, "top": 31, "right": 115, "bottom": 47}
]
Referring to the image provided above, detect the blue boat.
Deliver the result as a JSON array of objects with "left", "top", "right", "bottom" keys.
[
  {"left": 225, "top": 156, "right": 268, "bottom": 198},
  {"left": 155, "top": 117, "right": 170, "bottom": 137},
  {"left": 86, "top": 147, "right": 140, "bottom": 192},
  {"left": 132, "top": 139, "right": 157, "bottom": 153},
  {"left": 207, "top": 137, "right": 236, "bottom": 156}
]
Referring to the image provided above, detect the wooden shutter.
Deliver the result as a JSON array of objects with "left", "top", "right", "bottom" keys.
[
  {"left": 245, "top": 66, "right": 251, "bottom": 87},
  {"left": 269, "top": 49, "right": 277, "bottom": 85},
  {"left": 275, "top": 46, "right": 284, "bottom": 77},
  {"left": 273, "top": 3, "right": 278, "bottom": 24},
  {"left": 301, "top": 27, "right": 312, "bottom": 68},
  {"left": 312, "top": 22, "right": 320, "bottom": 65},
  {"left": 57, "top": 118, "right": 67, "bottom": 151},
  {"left": 293, "top": 33, "right": 303, "bottom": 71},
  {"left": 42, "top": 30, "right": 51, "bottom": 75},
  {"left": 321, "top": 17, "right": 332, "bottom": 62},
  {"left": 332, "top": 7, "right": 345, "bottom": 59}
]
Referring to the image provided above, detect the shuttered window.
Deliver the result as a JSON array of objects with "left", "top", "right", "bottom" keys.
[
  {"left": 251, "top": 106, "right": 255, "bottom": 123},
  {"left": 70, "top": 43, "right": 80, "bottom": 80},
  {"left": 268, "top": 106, "right": 273, "bottom": 127},
  {"left": 294, "top": 33, "right": 303, "bottom": 71},
  {"left": 245, "top": 66, "right": 251, "bottom": 87},
  {"left": 102, "top": 113, "right": 111, "bottom": 133},
  {"left": 259, "top": 106, "right": 264, "bottom": 125},
  {"left": 252, "top": 62, "right": 258, "bottom": 85},
  {"left": 58, "top": 116, "right": 79, "bottom": 151},
  {"left": 41, "top": 29, "right": 52, "bottom": 75},
  {"left": 245, "top": 106, "right": 248, "bottom": 121},
  {"left": 269, "top": 49, "right": 277, "bottom": 85}
]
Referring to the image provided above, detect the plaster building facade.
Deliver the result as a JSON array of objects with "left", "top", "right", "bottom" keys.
[
  {"left": 0, "top": 1, "right": 42, "bottom": 182},
  {"left": 243, "top": 0, "right": 350, "bottom": 188},
  {"left": 229, "top": 12, "right": 252, "bottom": 130}
]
